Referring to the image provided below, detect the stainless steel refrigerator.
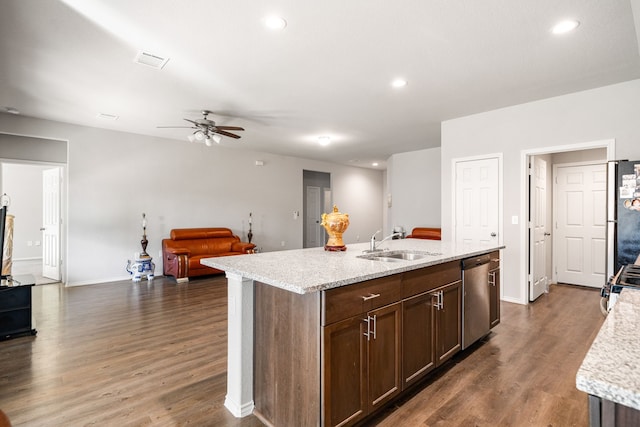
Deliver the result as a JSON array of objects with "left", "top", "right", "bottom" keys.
[{"left": 606, "top": 160, "right": 640, "bottom": 279}]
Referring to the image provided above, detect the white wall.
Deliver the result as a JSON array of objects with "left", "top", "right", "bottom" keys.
[
  {"left": 0, "top": 163, "right": 48, "bottom": 259},
  {"left": 0, "top": 114, "right": 384, "bottom": 286},
  {"left": 387, "top": 147, "right": 441, "bottom": 235},
  {"left": 441, "top": 79, "right": 640, "bottom": 303}
]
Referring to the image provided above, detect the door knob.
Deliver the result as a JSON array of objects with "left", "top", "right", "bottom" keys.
[
  {"left": 490, "top": 232, "right": 497, "bottom": 237},
  {"left": 544, "top": 232, "right": 551, "bottom": 236},
  {"left": 40, "top": 227, "right": 45, "bottom": 231}
]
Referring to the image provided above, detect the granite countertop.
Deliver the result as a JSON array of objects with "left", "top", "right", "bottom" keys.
[
  {"left": 201, "top": 239, "right": 503, "bottom": 294},
  {"left": 576, "top": 288, "right": 640, "bottom": 410}
]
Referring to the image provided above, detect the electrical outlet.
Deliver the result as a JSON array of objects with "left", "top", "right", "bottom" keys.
[
  {"left": 35, "top": 241, "right": 41, "bottom": 246},
  {"left": 281, "top": 241, "right": 285, "bottom": 247},
  {"left": 27, "top": 241, "right": 33, "bottom": 247}
]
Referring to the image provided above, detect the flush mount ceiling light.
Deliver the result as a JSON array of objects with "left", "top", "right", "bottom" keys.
[
  {"left": 318, "top": 136, "right": 331, "bottom": 146},
  {"left": 372, "top": 162, "right": 379, "bottom": 167},
  {"left": 552, "top": 19, "right": 580, "bottom": 34},
  {"left": 4, "top": 107, "right": 20, "bottom": 115},
  {"left": 264, "top": 15, "right": 287, "bottom": 30},
  {"left": 391, "top": 79, "right": 408, "bottom": 88}
]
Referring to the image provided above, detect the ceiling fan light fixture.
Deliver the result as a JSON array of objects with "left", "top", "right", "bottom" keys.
[
  {"left": 194, "top": 130, "right": 206, "bottom": 141},
  {"left": 212, "top": 134, "right": 222, "bottom": 144},
  {"left": 204, "top": 137, "right": 213, "bottom": 147},
  {"left": 187, "top": 133, "right": 197, "bottom": 143}
]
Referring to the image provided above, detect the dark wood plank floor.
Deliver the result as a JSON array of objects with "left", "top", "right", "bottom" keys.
[{"left": 0, "top": 277, "right": 604, "bottom": 426}]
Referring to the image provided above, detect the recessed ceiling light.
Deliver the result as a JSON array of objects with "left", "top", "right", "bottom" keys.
[
  {"left": 264, "top": 15, "right": 287, "bottom": 30},
  {"left": 318, "top": 136, "right": 331, "bottom": 146},
  {"left": 552, "top": 20, "right": 580, "bottom": 34},
  {"left": 372, "top": 162, "right": 379, "bottom": 167},
  {"left": 4, "top": 107, "right": 20, "bottom": 115},
  {"left": 391, "top": 79, "right": 408, "bottom": 88}
]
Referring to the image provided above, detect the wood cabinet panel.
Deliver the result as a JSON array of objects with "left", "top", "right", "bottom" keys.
[
  {"left": 322, "top": 275, "right": 402, "bottom": 326},
  {"left": 436, "top": 280, "right": 462, "bottom": 365},
  {"left": 402, "top": 261, "right": 461, "bottom": 298},
  {"left": 402, "top": 291, "right": 436, "bottom": 388},
  {"left": 367, "top": 302, "right": 402, "bottom": 411},
  {"left": 323, "top": 315, "right": 368, "bottom": 427}
]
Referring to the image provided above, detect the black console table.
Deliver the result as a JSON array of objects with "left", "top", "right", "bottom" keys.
[{"left": 0, "top": 274, "right": 37, "bottom": 340}]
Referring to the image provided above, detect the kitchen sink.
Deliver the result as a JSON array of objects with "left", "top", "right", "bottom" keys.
[{"left": 357, "top": 250, "right": 442, "bottom": 262}]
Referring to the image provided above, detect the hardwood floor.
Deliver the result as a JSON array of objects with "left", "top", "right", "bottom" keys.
[{"left": 0, "top": 278, "right": 604, "bottom": 426}]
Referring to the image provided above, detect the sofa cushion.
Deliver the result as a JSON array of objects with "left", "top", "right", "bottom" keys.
[{"left": 170, "top": 228, "right": 234, "bottom": 240}]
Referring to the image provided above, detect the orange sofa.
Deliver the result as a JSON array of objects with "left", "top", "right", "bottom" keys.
[
  {"left": 406, "top": 227, "right": 442, "bottom": 240},
  {"left": 162, "top": 228, "right": 255, "bottom": 282}
]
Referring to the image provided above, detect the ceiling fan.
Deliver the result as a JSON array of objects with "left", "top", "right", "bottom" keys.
[{"left": 158, "top": 110, "right": 245, "bottom": 146}]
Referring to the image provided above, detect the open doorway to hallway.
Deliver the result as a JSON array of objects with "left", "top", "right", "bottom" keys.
[
  {"left": 525, "top": 142, "right": 611, "bottom": 302},
  {"left": 0, "top": 162, "right": 64, "bottom": 285},
  {"left": 303, "top": 170, "right": 331, "bottom": 248}
]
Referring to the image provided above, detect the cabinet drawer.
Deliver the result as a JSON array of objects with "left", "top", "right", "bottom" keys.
[
  {"left": 402, "top": 261, "right": 461, "bottom": 298},
  {"left": 322, "top": 275, "right": 402, "bottom": 326},
  {"left": 0, "top": 286, "right": 31, "bottom": 311}
]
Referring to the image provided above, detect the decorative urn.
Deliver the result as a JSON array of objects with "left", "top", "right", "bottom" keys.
[{"left": 321, "top": 205, "right": 350, "bottom": 251}]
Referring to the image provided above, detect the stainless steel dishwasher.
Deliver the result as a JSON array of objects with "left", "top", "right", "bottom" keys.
[{"left": 462, "top": 254, "right": 491, "bottom": 349}]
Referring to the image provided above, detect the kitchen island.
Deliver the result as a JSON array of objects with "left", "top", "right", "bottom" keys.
[
  {"left": 577, "top": 288, "right": 640, "bottom": 426},
  {"left": 203, "top": 238, "right": 503, "bottom": 426}
]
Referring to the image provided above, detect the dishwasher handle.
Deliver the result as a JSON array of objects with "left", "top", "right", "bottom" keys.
[{"left": 461, "top": 254, "right": 491, "bottom": 270}]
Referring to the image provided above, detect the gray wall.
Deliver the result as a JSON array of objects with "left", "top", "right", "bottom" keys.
[
  {"left": 0, "top": 114, "right": 384, "bottom": 285},
  {"left": 0, "top": 163, "right": 49, "bottom": 259},
  {"left": 386, "top": 147, "right": 441, "bottom": 236},
  {"left": 441, "top": 79, "right": 640, "bottom": 303}
]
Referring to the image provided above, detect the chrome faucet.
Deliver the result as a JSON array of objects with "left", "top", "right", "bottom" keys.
[{"left": 367, "top": 230, "right": 401, "bottom": 252}]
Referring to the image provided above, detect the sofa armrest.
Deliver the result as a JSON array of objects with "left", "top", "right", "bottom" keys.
[
  {"left": 165, "top": 247, "right": 191, "bottom": 257},
  {"left": 231, "top": 242, "right": 256, "bottom": 253}
]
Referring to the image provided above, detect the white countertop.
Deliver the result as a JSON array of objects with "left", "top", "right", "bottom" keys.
[
  {"left": 576, "top": 289, "right": 640, "bottom": 410},
  {"left": 201, "top": 239, "right": 503, "bottom": 294}
]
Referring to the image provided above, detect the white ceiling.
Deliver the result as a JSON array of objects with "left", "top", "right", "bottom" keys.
[{"left": 1, "top": 0, "right": 640, "bottom": 169}]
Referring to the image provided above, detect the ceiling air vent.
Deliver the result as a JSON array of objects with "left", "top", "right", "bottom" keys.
[{"left": 134, "top": 51, "right": 169, "bottom": 70}]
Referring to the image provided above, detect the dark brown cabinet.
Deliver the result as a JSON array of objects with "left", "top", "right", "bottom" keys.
[
  {"left": 435, "top": 281, "right": 462, "bottom": 365},
  {"left": 489, "top": 251, "right": 501, "bottom": 328},
  {"left": 252, "top": 255, "right": 500, "bottom": 427}
]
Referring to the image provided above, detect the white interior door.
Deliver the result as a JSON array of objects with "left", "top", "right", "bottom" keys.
[
  {"left": 42, "top": 167, "right": 61, "bottom": 280},
  {"left": 305, "top": 186, "right": 322, "bottom": 248},
  {"left": 455, "top": 158, "right": 500, "bottom": 245},
  {"left": 554, "top": 163, "right": 606, "bottom": 288},
  {"left": 530, "top": 157, "right": 548, "bottom": 301}
]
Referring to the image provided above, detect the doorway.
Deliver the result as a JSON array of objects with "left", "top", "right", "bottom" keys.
[
  {"left": 303, "top": 170, "right": 331, "bottom": 248},
  {"left": 523, "top": 140, "right": 613, "bottom": 303},
  {"left": 0, "top": 162, "right": 65, "bottom": 284}
]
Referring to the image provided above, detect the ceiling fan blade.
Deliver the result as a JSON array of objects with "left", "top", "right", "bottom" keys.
[
  {"left": 214, "top": 126, "right": 245, "bottom": 131},
  {"left": 157, "top": 126, "right": 195, "bottom": 129},
  {"left": 213, "top": 129, "right": 242, "bottom": 139},
  {"left": 183, "top": 118, "right": 199, "bottom": 125}
]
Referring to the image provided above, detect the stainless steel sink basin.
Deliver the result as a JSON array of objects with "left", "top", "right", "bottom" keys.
[{"left": 357, "top": 250, "right": 442, "bottom": 262}]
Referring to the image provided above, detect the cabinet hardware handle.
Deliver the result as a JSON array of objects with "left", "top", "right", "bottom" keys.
[
  {"left": 489, "top": 271, "right": 496, "bottom": 287},
  {"left": 432, "top": 293, "right": 440, "bottom": 308},
  {"left": 491, "top": 258, "right": 500, "bottom": 262},
  {"left": 439, "top": 291, "right": 444, "bottom": 310},
  {"left": 372, "top": 314, "right": 377, "bottom": 340},
  {"left": 363, "top": 317, "right": 370, "bottom": 340},
  {"left": 362, "top": 293, "right": 380, "bottom": 301}
]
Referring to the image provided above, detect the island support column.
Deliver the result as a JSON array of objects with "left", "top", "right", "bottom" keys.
[{"left": 224, "top": 272, "right": 254, "bottom": 417}]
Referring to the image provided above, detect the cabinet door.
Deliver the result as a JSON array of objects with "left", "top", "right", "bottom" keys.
[
  {"left": 323, "top": 315, "right": 368, "bottom": 427},
  {"left": 402, "top": 292, "right": 436, "bottom": 388},
  {"left": 436, "top": 281, "right": 462, "bottom": 365},
  {"left": 489, "top": 267, "right": 501, "bottom": 328},
  {"left": 367, "top": 302, "right": 402, "bottom": 412}
]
